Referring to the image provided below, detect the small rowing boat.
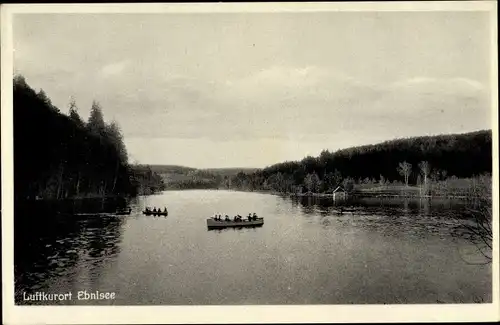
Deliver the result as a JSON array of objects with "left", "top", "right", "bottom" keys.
[
  {"left": 143, "top": 210, "right": 168, "bottom": 216},
  {"left": 71, "top": 210, "right": 130, "bottom": 217},
  {"left": 207, "top": 217, "right": 264, "bottom": 229},
  {"left": 115, "top": 208, "right": 132, "bottom": 215}
]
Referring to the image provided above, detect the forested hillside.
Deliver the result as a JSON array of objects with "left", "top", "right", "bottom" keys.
[
  {"left": 226, "top": 130, "right": 492, "bottom": 195},
  {"left": 130, "top": 165, "right": 166, "bottom": 194},
  {"left": 154, "top": 166, "right": 259, "bottom": 190},
  {"left": 13, "top": 75, "right": 162, "bottom": 201}
]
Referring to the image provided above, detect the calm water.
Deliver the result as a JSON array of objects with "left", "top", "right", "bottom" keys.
[{"left": 15, "top": 190, "right": 491, "bottom": 305}]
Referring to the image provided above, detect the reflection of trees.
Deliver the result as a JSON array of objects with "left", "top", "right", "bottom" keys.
[
  {"left": 292, "top": 196, "right": 340, "bottom": 216},
  {"left": 402, "top": 198, "right": 409, "bottom": 215},
  {"left": 70, "top": 215, "right": 125, "bottom": 293},
  {"left": 79, "top": 216, "right": 124, "bottom": 259},
  {"left": 419, "top": 198, "right": 431, "bottom": 217},
  {"left": 15, "top": 202, "right": 127, "bottom": 304},
  {"left": 451, "top": 179, "right": 492, "bottom": 264}
]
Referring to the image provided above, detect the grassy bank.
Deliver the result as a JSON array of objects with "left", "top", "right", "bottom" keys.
[{"left": 227, "top": 175, "right": 491, "bottom": 201}]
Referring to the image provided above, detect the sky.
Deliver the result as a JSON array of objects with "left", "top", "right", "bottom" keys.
[{"left": 13, "top": 10, "right": 493, "bottom": 168}]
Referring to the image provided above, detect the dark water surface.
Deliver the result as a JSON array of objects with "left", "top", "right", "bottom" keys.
[{"left": 15, "top": 190, "right": 491, "bottom": 305}]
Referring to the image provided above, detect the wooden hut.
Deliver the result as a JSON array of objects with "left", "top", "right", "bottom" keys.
[{"left": 332, "top": 186, "right": 348, "bottom": 201}]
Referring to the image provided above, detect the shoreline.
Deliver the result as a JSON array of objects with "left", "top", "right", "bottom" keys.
[
  {"left": 206, "top": 188, "right": 485, "bottom": 200},
  {"left": 20, "top": 188, "right": 486, "bottom": 203}
]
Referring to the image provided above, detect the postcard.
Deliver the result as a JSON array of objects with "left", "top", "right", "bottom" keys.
[{"left": 1, "top": 1, "right": 498, "bottom": 324}]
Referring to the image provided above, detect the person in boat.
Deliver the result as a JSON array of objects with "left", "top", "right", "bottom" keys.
[
  {"left": 164, "top": 207, "right": 168, "bottom": 213},
  {"left": 153, "top": 207, "right": 157, "bottom": 213},
  {"left": 252, "top": 213, "right": 258, "bottom": 220},
  {"left": 225, "top": 215, "right": 230, "bottom": 222},
  {"left": 247, "top": 213, "right": 252, "bottom": 221}
]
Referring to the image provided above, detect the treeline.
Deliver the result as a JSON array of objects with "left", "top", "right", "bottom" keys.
[
  {"left": 162, "top": 169, "right": 221, "bottom": 190},
  {"left": 226, "top": 130, "right": 492, "bottom": 196},
  {"left": 13, "top": 75, "right": 162, "bottom": 201},
  {"left": 167, "top": 179, "right": 220, "bottom": 190},
  {"left": 130, "top": 165, "right": 166, "bottom": 195}
]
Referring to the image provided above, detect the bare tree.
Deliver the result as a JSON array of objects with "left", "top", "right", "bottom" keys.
[
  {"left": 419, "top": 161, "right": 430, "bottom": 195},
  {"left": 451, "top": 175, "right": 492, "bottom": 264},
  {"left": 397, "top": 161, "right": 412, "bottom": 187}
]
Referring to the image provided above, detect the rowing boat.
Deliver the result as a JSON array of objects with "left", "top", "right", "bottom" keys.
[
  {"left": 143, "top": 211, "right": 168, "bottom": 216},
  {"left": 207, "top": 217, "right": 264, "bottom": 229},
  {"left": 115, "top": 208, "right": 132, "bottom": 215},
  {"left": 71, "top": 211, "right": 129, "bottom": 217}
]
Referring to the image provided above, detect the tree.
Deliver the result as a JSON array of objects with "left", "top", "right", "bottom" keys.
[
  {"left": 333, "top": 169, "right": 343, "bottom": 186},
  {"left": 397, "top": 161, "right": 412, "bottom": 187},
  {"left": 105, "top": 121, "right": 128, "bottom": 162},
  {"left": 418, "top": 161, "right": 431, "bottom": 195},
  {"left": 304, "top": 172, "right": 320, "bottom": 193},
  {"left": 37, "top": 89, "right": 59, "bottom": 112},
  {"left": 379, "top": 174, "right": 386, "bottom": 186},
  {"left": 13, "top": 74, "right": 28, "bottom": 90},
  {"left": 87, "top": 100, "right": 106, "bottom": 136},
  {"left": 452, "top": 174, "right": 492, "bottom": 264},
  {"left": 342, "top": 177, "right": 355, "bottom": 193},
  {"left": 68, "top": 98, "right": 84, "bottom": 128},
  {"left": 321, "top": 172, "right": 335, "bottom": 192}
]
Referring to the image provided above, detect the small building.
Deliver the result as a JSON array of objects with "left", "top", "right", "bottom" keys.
[{"left": 332, "top": 186, "right": 348, "bottom": 201}]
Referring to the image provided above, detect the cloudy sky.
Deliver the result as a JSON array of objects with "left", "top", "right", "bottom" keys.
[{"left": 13, "top": 10, "right": 493, "bottom": 168}]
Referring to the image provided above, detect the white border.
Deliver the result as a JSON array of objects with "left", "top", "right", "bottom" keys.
[
  {"left": 0, "top": 1, "right": 497, "bottom": 13},
  {"left": 1, "top": 2, "right": 499, "bottom": 324}
]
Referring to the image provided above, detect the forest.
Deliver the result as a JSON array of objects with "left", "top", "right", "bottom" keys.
[
  {"left": 13, "top": 75, "right": 164, "bottom": 203},
  {"left": 158, "top": 166, "right": 257, "bottom": 190},
  {"left": 224, "top": 130, "right": 492, "bottom": 197}
]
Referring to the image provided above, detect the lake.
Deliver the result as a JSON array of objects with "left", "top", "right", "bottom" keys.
[{"left": 14, "top": 190, "right": 491, "bottom": 305}]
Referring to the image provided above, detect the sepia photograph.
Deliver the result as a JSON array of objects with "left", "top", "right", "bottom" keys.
[{"left": 1, "top": 1, "right": 498, "bottom": 324}]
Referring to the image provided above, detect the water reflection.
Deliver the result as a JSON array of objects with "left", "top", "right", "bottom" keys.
[
  {"left": 14, "top": 199, "right": 128, "bottom": 304},
  {"left": 286, "top": 195, "right": 485, "bottom": 240},
  {"left": 208, "top": 226, "right": 263, "bottom": 233}
]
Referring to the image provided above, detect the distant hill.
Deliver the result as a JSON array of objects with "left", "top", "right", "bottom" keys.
[
  {"left": 202, "top": 168, "right": 260, "bottom": 177},
  {"left": 147, "top": 165, "right": 197, "bottom": 174},
  {"left": 140, "top": 165, "right": 260, "bottom": 189}
]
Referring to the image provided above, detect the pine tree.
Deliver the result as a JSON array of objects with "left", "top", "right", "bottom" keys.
[
  {"left": 105, "top": 121, "right": 128, "bottom": 162},
  {"left": 37, "top": 89, "right": 59, "bottom": 112},
  {"left": 87, "top": 100, "right": 106, "bottom": 136},
  {"left": 68, "top": 98, "right": 84, "bottom": 128}
]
